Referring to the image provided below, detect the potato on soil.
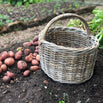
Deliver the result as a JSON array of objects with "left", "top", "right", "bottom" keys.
[
  {"left": 5, "top": 71, "right": 15, "bottom": 78},
  {"left": 32, "top": 59, "right": 39, "bottom": 65},
  {"left": 33, "top": 53, "right": 37, "bottom": 57},
  {"left": 8, "top": 51, "right": 14, "bottom": 57},
  {"left": 0, "top": 51, "right": 8, "bottom": 60},
  {"left": 28, "top": 53, "right": 35, "bottom": 59},
  {"left": 24, "top": 49, "right": 32, "bottom": 55},
  {"left": 30, "top": 66, "right": 39, "bottom": 71},
  {"left": 32, "top": 41, "right": 39, "bottom": 46},
  {"left": 1, "top": 64, "right": 7, "bottom": 71},
  {"left": 25, "top": 56, "right": 32, "bottom": 62},
  {"left": 23, "top": 42, "right": 32, "bottom": 47},
  {"left": 17, "top": 60, "right": 27, "bottom": 70},
  {"left": 35, "top": 49, "right": 39, "bottom": 53},
  {"left": 33, "top": 36, "right": 38, "bottom": 42},
  {"left": 0, "top": 57, "right": 2, "bottom": 61},
  {"left": 4, "top": 57, "right": 15, "bottom": 66},
  {"left": 36, "top": 55, "right": 40, "bottom": 61},
  {"left": 15, "top": 50, "right": 22, "bottom": 60},
  {"left": 36, "top": 46, "right": 39, "bottom": 50},
  {"left": 3, "top": 76, "right": 11, "bottom": 83},
  {"left": 23, "top": 70, "right": 30, "bottom": 77}
]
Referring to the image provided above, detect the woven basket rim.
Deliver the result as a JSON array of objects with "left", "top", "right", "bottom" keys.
[{"left": 39, "top": 27, "right": 99, "bottom": 52}]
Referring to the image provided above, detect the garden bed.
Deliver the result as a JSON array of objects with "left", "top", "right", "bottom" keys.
[
  {"left": 0, "top": 1, "right": 95, "bottom": 34},
  {"left": 0, "top": 41, "right": 103, "bottom": 103}
]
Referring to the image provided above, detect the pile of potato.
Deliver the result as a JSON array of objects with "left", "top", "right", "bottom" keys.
[{"left": 0, "top": 36, "right": 40, "bottom": 83}]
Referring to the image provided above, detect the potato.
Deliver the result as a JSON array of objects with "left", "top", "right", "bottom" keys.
[
  {"left": 0, "top": 57, "right": 2, "bottom": 61},
  {"left": 24, "top": 49, "right": 31, "bottom": 55},
  {"left": 15, "top": 50, "right": 22, "bottom": 60},
  {"left": 0, "top": 68, "right": 2, "bottom": 73},
  {"left": 17, "top": 60, "right": 27, "bottom": 70},
  {"left": 32, "top": 41, "right": 39, "bottom": 46},
  {"left": 36, "top": 46, "right": 39, "bottom": 49},
  {"left": 8, "top": 51, "right": 14, "bottom": 57},
  {"left": 4, "top": 57, "right": 15, "bottom": 66},
  {"left": 35, "top": 49, "right": 39, "bottom": 53},
  {"left": 36, "top": 55, "right": 40, "bottom": 61},
  {"left": 5, "top": 71, "right": 15, "bottom": 78},
  {"left": 30, "top": 66, "right": 39, "bottom": 71},
  {"left": 3, "top": 76, "right": 10, "bottom": 83},
  {"left": 33, "top": 36, "right": 38, "bottom": 42},
  {"left": 25, "top": 56, "right": 32, "bottom": 62},
  {"left": 0, "top": 51, "right": 8, "bottom": 60},
  {"left": 23, "top": 42, "right": 32, "bottom": 47},
  {"left": 23, "top": 70, "right": 30, "bottom": 77},
  {"left": 17, "top": 50, "right": 22, "bottom": 55},
  {"left": 28, "top": 53, "right": 35, "bottom": 59},
  {"left": 0, "top": 61, "right": 2, "bottom": 66},
  {"left": 33, "top": 53, "right": 37, "bottom": 57},
  {"left": 1, "top": 64, "right": 7, "bottom": 71},
  {"left": 32, "top": 59, "right": 39, "bottom": 65}
]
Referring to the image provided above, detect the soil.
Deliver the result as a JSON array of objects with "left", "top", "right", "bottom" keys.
[
  {"left": 0, "top": 1, "right": 85, "bottom": 25},
  {"left": 0, "top": 42, "right": 103, "bottom": 103}
]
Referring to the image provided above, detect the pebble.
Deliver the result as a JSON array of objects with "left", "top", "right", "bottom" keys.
[
  {"left": 44, "top": 86, "right": 47, "bottom": 89},
  {"left": 10, "top": 80, "right": 14, "bottom": 84}
]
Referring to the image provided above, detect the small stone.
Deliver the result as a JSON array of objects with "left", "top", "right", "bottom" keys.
[
  {"left": 10, "top": 80, "right": 14, "bottom": 84},
  {"left": 83, "top": 89, "right": 86, "bottom": 92},
  {"left": 44, "top": 86, "right": 47, "bottom": 89},
  {"left": 34, "top": 18, "right": 39, "bottom": 21},
  {"left": 29, "top": 101, "right": 32, "bottom": 103}
]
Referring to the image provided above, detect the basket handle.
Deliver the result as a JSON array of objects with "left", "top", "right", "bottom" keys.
[{"left": 40, "top": 13, "right": 90, "bottom": 43}]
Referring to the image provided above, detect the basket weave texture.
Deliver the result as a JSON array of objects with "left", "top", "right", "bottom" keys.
[{"left": 39, "top": 13, "right": 99, "bottom": 84}]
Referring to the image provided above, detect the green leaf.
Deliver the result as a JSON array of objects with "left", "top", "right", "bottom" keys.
[
  {"left": 6, "top": 20, "right": 13, "bottom": 23},
  {"left": 29, "top": 0, "right": 34, "bottom": 3},
  {"left": 11, "top": 0, "right": 16, "bottom": 6},
  {"left": 99, "top": 46, "right": 103, "bottom": 49},
  {"left": 59, "top": 100, "right": 65, "bottom": 103},
  {"left": 15, "top": 0, "right": 23, "bottom": 6},
  {"left": 23, "top": 0, "right": 27, "bottom": 2}
]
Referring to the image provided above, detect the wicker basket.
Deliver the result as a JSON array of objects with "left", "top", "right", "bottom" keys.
[{"left": 39, "top": 13, "right": 99, "bottom": 84}]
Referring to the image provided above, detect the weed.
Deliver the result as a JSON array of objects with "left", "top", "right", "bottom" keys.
[
  {"left": 30, "top": 11, "right": 34, "bottom": 16},
  {"left": 24, "top": 18, "right": 29, "bottom": 21},
  {"left": 53, "top": 8, "right": 56, "bottom": 13},
  {"left": 48, "top": 10, "right": 52, "bottom": 15},
  {"left": 30, "top": 16, "right": 34, "bottom": 20},
  {"left": 49, "top": 92, "right": 52, "bottom": 95},
  {"left": 73, "top": 0, "right": 81, "bottom": 8},
  {"left": 20, "top": 17, "right": 25, "bottom": 21},
  {"left": 6, "top": 20, "right": 13, "bottom": 23},
  {"left": 54, "top": 2, "right": 61, "bottom": 10},
  {"left": 0, "top": 20, "right": 3, "bottom": 26},
  {"left": 69, "top": 5, "right": 72, "bottom": 10},
  {"left": 7, "top": 7, "right": 12, "bottom": 13},
  {"left": 41, "top": 8, "right": 46, "bottom": 13}
]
